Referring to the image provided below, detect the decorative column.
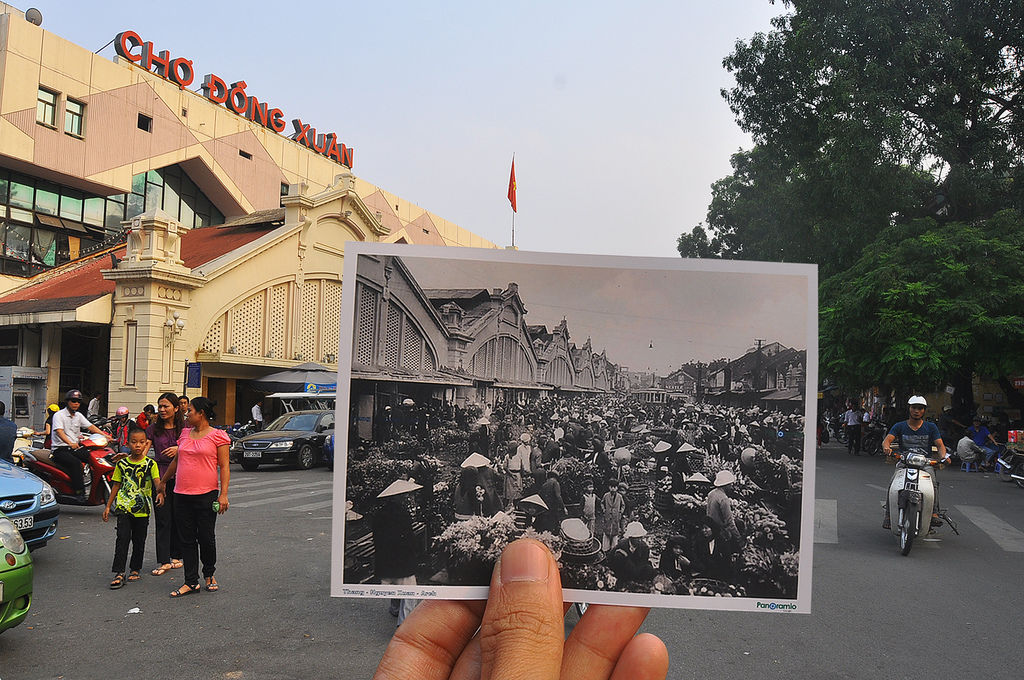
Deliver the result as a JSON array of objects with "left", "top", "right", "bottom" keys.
[{"left": 102, "top": 209, "right": 206, "bottom": 414}]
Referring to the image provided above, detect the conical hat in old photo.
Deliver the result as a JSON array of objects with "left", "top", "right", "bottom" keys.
[
  {"left": 377, "top": 479, "right": 423, "bottom": 498},
  {"left": 344, "top": 500, "right": 363, "bottom": 521},
  {"left": 623, "top": 521, "right": 647, "bottom": 539},
  {"left": 714, "top": 470, "right": 737, "bottom": 487},
  {"left": 560, "top": 517, "right": 591, "bottom": 542},
  {"left": 653, "top": 440, "right": 672, "bottom": 453},
  {"left": 520, "top": 494, "right": 549, "bottom": 510},
  {"left": 685, "top": 472, "right": 712, "bottom": 484},
  {"left": 461, "top": 452, "right": 491, "bottom": 468},
  {"left": 676, "top": 442, "right": 698, "bottom": 453},
  {"left": 612, "top": 447, "right": 633, "bottom": 463}
]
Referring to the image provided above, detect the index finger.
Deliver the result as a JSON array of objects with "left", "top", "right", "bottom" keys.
[{"left": 374, "top": 599, "right": 486, "bottom": 680}]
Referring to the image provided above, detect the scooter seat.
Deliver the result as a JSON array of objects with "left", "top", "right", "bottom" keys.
[{"left": 27, "top": 448, "right": 55, "bottom": 464}]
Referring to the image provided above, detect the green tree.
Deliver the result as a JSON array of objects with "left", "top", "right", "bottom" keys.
[{"left": 683, "top": 0, "right": 1024, "bottom": 396}]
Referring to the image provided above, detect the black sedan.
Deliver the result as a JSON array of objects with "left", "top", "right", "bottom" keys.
[{"left": 230, "top": 410, "right": 335, "bottom": 471}]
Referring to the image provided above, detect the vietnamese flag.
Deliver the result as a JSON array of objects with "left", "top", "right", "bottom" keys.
[{"left": 507, "top": 158, "right": 517, "bottom": 213}]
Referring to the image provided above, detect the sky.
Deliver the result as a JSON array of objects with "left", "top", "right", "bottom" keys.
[
  {"left": 396, "top": 250, "right": 811, "bottom": 374},
  {"left": 30, "top": 0, "right": 783, "bottom": 258}
]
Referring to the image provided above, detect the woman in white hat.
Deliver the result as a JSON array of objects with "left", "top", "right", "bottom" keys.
[{"left": 372, "top": 479, "right": 422, "bottom": 626}]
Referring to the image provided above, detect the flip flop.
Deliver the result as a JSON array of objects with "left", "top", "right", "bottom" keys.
[
  {"left": 110, "top": 573, "right": 125, "bottom": 589},
  {"left": 170, "top": 559, "right": 184, "bottom": 569},
  {"left": 152, "top": 564, "right": 172, "bottom": 576},
  {"left": 170, "top": 583, "right": 200, "bottom": 598},
  {"left": 127, "top": 571, "right": 141, "bottom": 581},
  {"left": 205, "top": 577, "right": 219, "bottom": 592}
]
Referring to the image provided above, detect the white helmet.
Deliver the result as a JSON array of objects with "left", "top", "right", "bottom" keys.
[{"left": 907, "top": 396, "right": 927, "bottom": 407}]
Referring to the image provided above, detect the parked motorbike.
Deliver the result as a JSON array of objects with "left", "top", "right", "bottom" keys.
[
  {"left": 19, "top": 432, "right": 121, "bottom": 506},
  {"left": 12, "top": 427, "right": 44, "bottom": 466},
  {"left": 828, "top": 416, "right": 848, "bottom": 445},
  {"left": 886, "top": 448, "right": 958, "bottom": 555},
  {"left": 226, "top": 420, "right": 259, "bottom": 441},
  {"left": 861, "top": 420, "right": 888, "bottom": 457},
  {"left": 997, "top": 447, "right": 1024, "bottom": 488}
]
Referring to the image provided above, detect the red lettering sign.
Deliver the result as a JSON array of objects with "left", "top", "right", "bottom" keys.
[{"left": 116, "top": 29, "right": 353, "bottom": 167}]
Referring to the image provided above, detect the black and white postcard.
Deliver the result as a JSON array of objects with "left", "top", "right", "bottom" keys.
[{"left": 331, "top": 243, "right": 817, "bottom": 613}]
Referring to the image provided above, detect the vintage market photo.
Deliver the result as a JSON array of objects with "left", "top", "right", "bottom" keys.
[{"left": 331, "top": 244, "right": 817, "bottom": 612}]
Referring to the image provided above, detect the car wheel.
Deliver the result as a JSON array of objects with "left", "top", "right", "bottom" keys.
[
  {"left": 296, "top": 444, "right": 316, "bottom": 470},
  {"left": 240, "top": 460, "right": 260, "bottom": 472}
]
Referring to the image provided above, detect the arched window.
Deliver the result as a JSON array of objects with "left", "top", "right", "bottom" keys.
[{"left": 470, "top": 336, "right": 534, "bottom": 382}]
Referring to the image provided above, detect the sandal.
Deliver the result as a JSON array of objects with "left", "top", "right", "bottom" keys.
[
  {"left": 127, "top": 571, "right": 141, "bottom": 582},
  {"left": 170, "top": 559, "right": 184, "bottom": 569},
  {"left": 152, "top": 564, "right": 172, "bottom": 576},
  {"left": 205, "top": 576, "right": 219, "bottom": 592},
  {"left": 110, "top": 573, "right": 125, "bottom": 589},
  {"left": 170, "top": 583, "right": 200, "bottom": 598}
]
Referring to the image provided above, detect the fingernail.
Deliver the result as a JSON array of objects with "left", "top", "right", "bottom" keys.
[{"left": 499, "top": 540, "right": 550, "bottom": 585}]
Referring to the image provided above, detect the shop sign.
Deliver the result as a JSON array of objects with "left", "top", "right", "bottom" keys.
[
  {"left": 115, "top": 30, "right": 353, "bottom": 168},
  {"left": 1013, "top": 376, "right": 1024, "bottom": 389}
]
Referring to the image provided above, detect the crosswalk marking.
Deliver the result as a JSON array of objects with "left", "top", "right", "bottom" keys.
[
  {"left": 229, "top": 478, "right": 300, "bottom": 489},
  {"left": 288, "top": 499, "right": 334, "bottom": 512},
  {"left": 232, "top": 488, "right": 333, "bottom": 509},
  {"left": 955, "top": 505, "right": 1024, "bottom": 552},
  {"left": 230, "top": 480, "right": 332, "bottom": 498},
  {"left": 814, "top": 499, "right": 838, "bottom": 543}
]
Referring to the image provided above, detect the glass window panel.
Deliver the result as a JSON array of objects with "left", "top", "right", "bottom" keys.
[
  {"left": 64, "top": 99, "right": 84, "bottom": 136},
  {"left": 83, "top": 197, "right": 104, "bottom": 226},
  {"left": 195, "top": 194, "right": 210, "bottom": 218},
  {"left": 162, "top": 172, "right": 180, "bottom": 218},
  {"left": 162, "top": 165, "right": 180, "bottom": 180},
  {"left": 106, "top": 198, "right": 127, "bottom": 229},
  {"left": 131, "top": 172, "right": 146, "bottom": 196},
  {"left": 195, "top": 212, "right": 209, "bottom": 228},
  {"left": 0, "top": 175, "right": 8, "bottom": 205},
  {"left": 34, "top": 183, "right": 59, "bottom": 215},
  {"left": 36, "top": 88, "right": 57, "bottom": 126},
  {"left": 59, "top": 189, "right": 83, "bottom": 221},
  {"left": 9, "top": 179, "right": 33, "bottom": 209},
  {"left": 8, "top": 207, "right": 33, "bottom": 223},
  {"left": 4, "top": 223, "right": 30, "bottom": 260},
  {"left": 55, "top": 233, "right": 70, "bottom": 264},
  {"left": 212, "top": 205, "right": 224, "bottom": 226},
  {"left": 146, "top": 169, "right": 163, "bottom": 186},
  {"left": 178, "top": 197, "right": 194, "bottom": 228},
  {"left": 145, "top": 181, "right": 162, "bottom": 212},
  {"left": 127, "top": 192, "right": 145, "bottom": 219},
  {"left": 32, "top": 228, "right": 57, "bottom": 266}
]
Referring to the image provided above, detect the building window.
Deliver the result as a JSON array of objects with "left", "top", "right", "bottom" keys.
[
  {"left": 138, "top": 113, "right": 153, "bottom": 132},
  {"left": 64, "top": 99, "right": 85, "bottom": 137},
  {"left": 124, "top": 322, "right": 138, "bottom": 386},
  {"left": 36, "top": 88, "right": 57, "bottom": 127}
]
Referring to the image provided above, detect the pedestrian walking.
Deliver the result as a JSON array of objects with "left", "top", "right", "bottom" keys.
[{"left": 146, "top": 392, "right": 184, "bottom": 576}]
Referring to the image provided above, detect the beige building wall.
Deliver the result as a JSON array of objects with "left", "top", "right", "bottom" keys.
[{"left": 1, "top": 8, "right": 495, "bottom": 291}]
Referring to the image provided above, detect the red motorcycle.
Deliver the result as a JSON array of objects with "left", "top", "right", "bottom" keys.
[{"left": 20, "top": 432, "right": 122, "bottom": 506}]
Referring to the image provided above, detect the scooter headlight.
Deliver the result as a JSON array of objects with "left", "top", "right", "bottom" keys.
[
  {"left": 0, "top": 516, "right": 27, "bottom": 554},
  {"left": 39, "top": 482, "right": 56, "bottom": 506},
  {"left": 905, "top": 453, "right": 929, "bottom": 467}
]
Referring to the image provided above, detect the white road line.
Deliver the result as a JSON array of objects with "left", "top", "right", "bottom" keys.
[
  {"left": 229, "top": 478, "right": 300, "bottom": 489},
  {"left": 288, "top": 499, "right": 334, "bottom": 512},
  {"left": 956, "top": 505, "right": 1024, "bottom": 552},
  {"left": 865, "top": 483, "right": 886, "bottom": 491},
  {"left": 814, "top": 499, "right": 838, "bottom": 543},
  {"left": 232, "top": 481, "right": 333, "bottom": 497},
  {"left": 232, "top": 488, "right": 334, "bottom": 509}
]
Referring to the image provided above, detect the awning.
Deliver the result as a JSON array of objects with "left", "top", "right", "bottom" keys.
[
  {"left": 0, "top": 293, "right": 111, "bottom": 325},
  {"left": 762, "top": 387, "right": 803, "bottom": 401},
  {"left": 351, "top": 368, "right": 474, "bottom": 387}
]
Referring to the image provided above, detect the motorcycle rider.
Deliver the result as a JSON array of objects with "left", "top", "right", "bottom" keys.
[
  {"left": 881, "top": 395, "right": 949, "bottom": 529},
  {"left": 51, "top": 389, "right": 105, "bottom": 498}
]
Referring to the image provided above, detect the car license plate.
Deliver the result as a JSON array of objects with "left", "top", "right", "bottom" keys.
[
  {"left": 243, "top": 451, "right": 262, "bottom": 458},
  {"left": 12, "top": 515, "right": 33, "bottom": 531}
]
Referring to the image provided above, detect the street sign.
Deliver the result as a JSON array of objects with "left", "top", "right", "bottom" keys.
[{"left": 186, "top": 362, "right": 202, "bottom": 389}]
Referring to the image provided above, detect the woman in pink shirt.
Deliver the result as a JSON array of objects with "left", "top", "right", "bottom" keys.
[{"left": 158, "top": 396, "right": 230, "bottom": 597}]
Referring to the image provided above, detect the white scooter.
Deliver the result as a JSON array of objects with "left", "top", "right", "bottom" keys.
[{"left": 886, "top": 447, "right": 958, "bottom": 555}]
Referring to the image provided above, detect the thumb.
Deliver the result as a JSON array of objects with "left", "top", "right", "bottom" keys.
[{"left": 479, "top": 538, "right": 564, "bottom": 680}]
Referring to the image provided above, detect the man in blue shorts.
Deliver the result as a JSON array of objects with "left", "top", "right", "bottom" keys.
[{"left": 881, "top": 395, "right": 948, "bottom": 529}]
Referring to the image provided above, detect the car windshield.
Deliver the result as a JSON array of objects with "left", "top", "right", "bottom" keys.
[{"left": 265, "top": 413, "right": 319, "bottom": 432}]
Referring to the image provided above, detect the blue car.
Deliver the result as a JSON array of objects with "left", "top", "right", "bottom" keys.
[{"left": 0, "top": 459, "right": 59, "bottom": 550}]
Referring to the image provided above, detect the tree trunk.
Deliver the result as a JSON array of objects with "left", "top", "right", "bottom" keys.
[{"left": 996, "top": 376, "right": 1024, "bottom": 425}]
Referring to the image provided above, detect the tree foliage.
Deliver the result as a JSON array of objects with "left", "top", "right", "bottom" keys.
[{"left": 682, "top": 0, "right": 1024, "bottom": 391}]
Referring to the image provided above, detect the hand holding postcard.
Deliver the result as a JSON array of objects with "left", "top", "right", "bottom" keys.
[{"left": 331, "top": 243, "right": 817, "bottom": 613}]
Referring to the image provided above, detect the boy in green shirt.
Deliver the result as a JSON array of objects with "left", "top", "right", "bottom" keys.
[{"left": 103, "top": 426, "right": 162, "bottom": 588}]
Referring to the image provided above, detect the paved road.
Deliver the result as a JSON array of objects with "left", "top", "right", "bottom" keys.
[{"left": 1, "top": 446, "right": 1021, "bottom": 679}]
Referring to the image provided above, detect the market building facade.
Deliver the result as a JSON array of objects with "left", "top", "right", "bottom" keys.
[{"left": 0, "top": 5, "right": 496, "bottom": 427}]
